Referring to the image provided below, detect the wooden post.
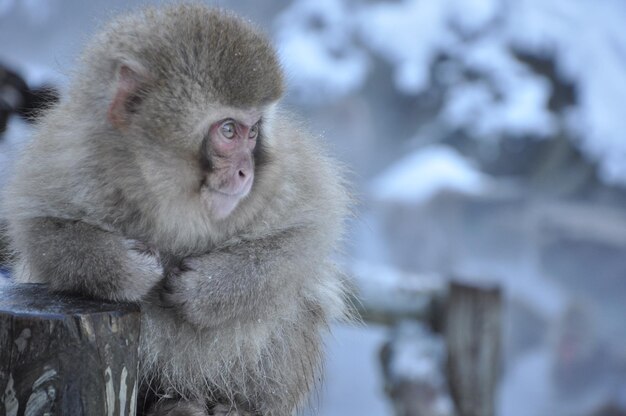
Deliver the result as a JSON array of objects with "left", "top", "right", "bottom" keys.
[
  {"left": 0, "top": 283, "right": 140, "bottom": 416},
  {"left": 445, "top": 281, "right": 502, "bottom": 416}
]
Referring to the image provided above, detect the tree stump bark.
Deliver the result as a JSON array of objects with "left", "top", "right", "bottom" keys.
[
  {"left": 0, "top": 283, "right": 140, "bottom": 416},
  {"left": 445, "top": 281, "right": 502, "bottom": 416}
]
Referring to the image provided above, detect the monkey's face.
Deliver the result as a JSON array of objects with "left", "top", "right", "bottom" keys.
[
  {"left": 199, "top": 109, "right": 262, "bottom": 220},
  {"left": 106, "top": 62, "right": 275, "bottom": 225}
]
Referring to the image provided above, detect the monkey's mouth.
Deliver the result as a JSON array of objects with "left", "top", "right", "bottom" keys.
[
  {"left": 210, "top": 189, "right": 244, "bottom": 197},
  {"left": 200, "top": 186, "right": 248, "bottom": 220}
]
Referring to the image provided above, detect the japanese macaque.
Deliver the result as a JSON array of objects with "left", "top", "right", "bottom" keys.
[{"left": 2, "top": 5, "right": 351, "bottom": 416}]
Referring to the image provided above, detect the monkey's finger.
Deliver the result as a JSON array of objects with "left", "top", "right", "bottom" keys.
[
  {"left": 210, "top": 404, "right": 256, "bottom": 416},
  {"left": 161, "top": 277, "right": 175, "bottom": 294},
  {"left": 123, "top": 238, "right": 147, "bottom": 251},
  {"left": 158, "top": 290, "right": 177, "bottom": 309},
  {"left": 124, "top": 238, "right": 161, "bottom": 260},
  {"left": 167, "top": 266, "right": 182, "bottom": 278},
  {"left": 179, "top": 257, "right": 196, "bottom": 272}
]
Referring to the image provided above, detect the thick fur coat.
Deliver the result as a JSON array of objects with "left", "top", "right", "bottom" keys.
[{"left": 2, "top": 5, "right": 350, "bottom": 416}]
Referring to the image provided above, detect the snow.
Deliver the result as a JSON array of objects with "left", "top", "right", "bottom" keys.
[
  {"left": 275, "top": 0, "right": 369, "bottom": 103},
  {"left": 277, "top": 0, "right": 626, "bottom": 186},
  {"left": 389, "top": 321, "right": 445, "bottom": 382},
  {"left": 504, "top": 0, "right": 626, "bottom": 185},
  {"left": 385, "top": 322, "right": 455, "bottom": 416},
  {"left": 354, "top": 0, "right": 558, "bottom": 138},
  {"left": 350, "top": 260, "right": 444, "bottom": 316},
  {"left": 356, "top": 0, "right": 454, "bottom": 94},
  {"left": 444, "top": 37, "right": 557, "bottom": 138},
  {"left": 370, "top": 145, "right": 490, "bottom": 204},
  {"left": 351, "top": 261, "right": 443, "bottom": 294},
  {"left": 448, "top": 0, "right": 499, "bottom": 34}
]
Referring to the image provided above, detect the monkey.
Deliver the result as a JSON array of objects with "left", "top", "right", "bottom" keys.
[{"left": 1, "top": 4, "right": 351, "bottom": 416}]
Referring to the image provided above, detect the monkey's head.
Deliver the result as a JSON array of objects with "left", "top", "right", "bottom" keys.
[{"left": 77, "top": 5, "right": 284, "bottom": 222}]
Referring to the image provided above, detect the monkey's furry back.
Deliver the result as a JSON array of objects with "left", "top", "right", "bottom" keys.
[{"left": 2, "top": 4, "right": 352, "bottom": 416}]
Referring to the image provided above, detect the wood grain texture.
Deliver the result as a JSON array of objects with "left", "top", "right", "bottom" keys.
[
  {"left": 0, "top": 283, "right": 140, "bottom": 416},
  {"left": 445, "top": 281, "right": 502, "bottom": 416}
]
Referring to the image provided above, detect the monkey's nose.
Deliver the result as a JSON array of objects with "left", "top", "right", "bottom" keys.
[{"left": 232, "top": 167, "right": 253, "bottom": 194}]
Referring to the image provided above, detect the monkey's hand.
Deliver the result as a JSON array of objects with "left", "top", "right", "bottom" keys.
[
  {"left": 16, "top": 217, "right": 164, "bottom": 301},
  {"left": 122, "top": 238, "right": 165, "bottom": 296},
  {"left": 159, "top": 259, "right": 216, "bottom": 327},
  {"left": 147, "top": 399, "right": 208, "bottom": 416},
  {"left": 159, "top": 229, "right": 308, "bottom": 329},
  {"left": 210, "top": 403, "right": 256, "bottom": 416}
]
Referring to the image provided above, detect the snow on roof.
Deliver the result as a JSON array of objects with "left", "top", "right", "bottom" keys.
[{"left": 370, "top": 144, "right": 489, "bottom": 204}]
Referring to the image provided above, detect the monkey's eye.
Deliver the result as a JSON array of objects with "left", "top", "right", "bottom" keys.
[
  {"left": 220, "top": 121, "right": 236, "bottom": 139},
  {"left": 249, "top": 124, "right": 259, "bottom": 140}
]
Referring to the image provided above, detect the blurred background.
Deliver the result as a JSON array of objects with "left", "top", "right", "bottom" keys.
[{"left": 2, "top": 0, "right": 626, "bottom": 415}]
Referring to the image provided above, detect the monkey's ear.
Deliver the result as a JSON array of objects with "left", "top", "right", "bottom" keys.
[{"left": 108, "top": 63, "right": 149, "bottom": 130}]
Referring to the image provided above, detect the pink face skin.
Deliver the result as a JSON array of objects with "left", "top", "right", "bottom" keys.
[{"left": 202, "top": 116, "right": 260, "bottom": 220}]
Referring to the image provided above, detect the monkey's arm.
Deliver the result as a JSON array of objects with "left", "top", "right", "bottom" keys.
[
  {"left": 161, "top": 227, "right": 317, "bottom": 329},
  {"left": 15, "top": 217, "right": 163, "bottom": 301}
]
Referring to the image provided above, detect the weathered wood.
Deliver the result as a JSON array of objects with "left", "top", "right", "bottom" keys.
[
  {"left": 445, "top": 281, "right": 502, "bottom": 416},
  {"left": 0, "top": 283, "right": 140, "bottom": 416}
]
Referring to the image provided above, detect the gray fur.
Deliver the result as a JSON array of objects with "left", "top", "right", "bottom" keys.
[
  {"left": 148, "top": 400, "right": 208, "bottom": 416},
  {"left": 2, "top": 4, "right": 350, "bottom": 416}
]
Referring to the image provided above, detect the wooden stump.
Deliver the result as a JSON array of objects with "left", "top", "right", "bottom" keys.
[
  {"left": 445, "top": 281, "right": 502, "bottom": 416},
  {"left": 0, "top": 283, "right": 140, "bottom": 416}
]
